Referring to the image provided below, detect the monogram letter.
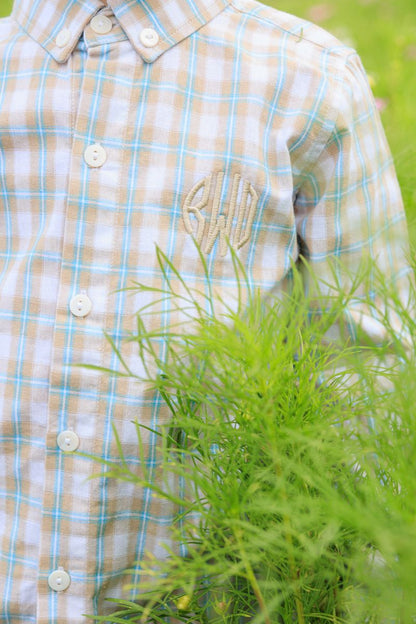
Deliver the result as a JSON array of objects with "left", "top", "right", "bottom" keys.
[
  {"left": 233, "top": 180, "right": 259, "bottom": 250},
  {"left": 182, "top": 174, "right": 212, "bottom": 245},
  {"left": 204, "top": 172, "right": 239, "bottom": 256}
]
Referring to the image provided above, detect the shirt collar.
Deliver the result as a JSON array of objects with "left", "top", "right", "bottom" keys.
[{"left": 12, "top": 0, "right": 231, "bottom": 64}]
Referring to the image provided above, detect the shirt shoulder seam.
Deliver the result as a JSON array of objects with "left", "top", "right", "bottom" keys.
[{"left": 228, "top": 0, "right": 354, "bottom": 60}]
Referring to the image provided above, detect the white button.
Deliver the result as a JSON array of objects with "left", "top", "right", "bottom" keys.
[
  {"left": 57, "top": 430, "right": 80, "bottom": 452},
  {"left": 140, "top": 28, "right": 159, "bottom": 48},
  {"left": 48, "top": 568, "right": 71, "bottom": 592},
  {"left": 69, "top": 293, "right": 92, "bottom": 318},
  {"left": 84, "top": 143, "right": 107, "bottom": 168},
  {"left": 56, "top": 28, "right": 71, "bottom": 48},
  {"left": 90, "top": 15, "right": 113, "bottom": 35}
]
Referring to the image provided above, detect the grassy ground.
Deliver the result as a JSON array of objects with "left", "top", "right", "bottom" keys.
[
  {"left": 0, "top": 1, "right": 10, "bottom": 16},
  {"left": 1, "top": 0, "right": 415, "bottom": 237}
]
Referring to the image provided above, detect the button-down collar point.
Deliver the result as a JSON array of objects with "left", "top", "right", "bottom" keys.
[{"left": 14, "top": 0, "right": 231, "bottom": 65}]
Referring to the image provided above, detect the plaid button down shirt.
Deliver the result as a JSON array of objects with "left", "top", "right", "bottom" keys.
[{"left": 0, "top": 0, "right": 411, "bottom": 621}]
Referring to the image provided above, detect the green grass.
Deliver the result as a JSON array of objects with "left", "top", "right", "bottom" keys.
[
  {"left": 85, "top": 250, "right": 416, "bottom": 623},
  {"left": 0, "top": 1, "right": 10, "bottom": 17}
]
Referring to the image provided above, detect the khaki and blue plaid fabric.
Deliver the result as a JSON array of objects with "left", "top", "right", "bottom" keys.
[{"left": 0, "top": 0, "right": 411, "bottom": 621}]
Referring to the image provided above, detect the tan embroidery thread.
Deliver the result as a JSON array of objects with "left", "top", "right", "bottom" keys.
[{"left": 183, "top": 172, "right": 259, "bottom": 256}]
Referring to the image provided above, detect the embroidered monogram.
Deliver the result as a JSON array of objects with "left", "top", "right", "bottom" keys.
[{"left": 182, "top": 172, "right": 259, "bottom": 256}]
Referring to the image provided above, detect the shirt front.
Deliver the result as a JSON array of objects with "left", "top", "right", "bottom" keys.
[{"left": 0, "top": 0, "right": 411, "bottom": 621}]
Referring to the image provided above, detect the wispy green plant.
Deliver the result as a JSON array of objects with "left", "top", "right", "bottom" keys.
[{"left": 84, "top": 249, "right": 416, "bottom": 624}]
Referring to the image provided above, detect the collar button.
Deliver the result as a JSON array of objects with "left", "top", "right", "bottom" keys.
[
  {"left": 55, "top": 28, "right": 71, "bottom": 48},
  {"left": 140, "top": 28, "right": 159, "bottom": 48}
]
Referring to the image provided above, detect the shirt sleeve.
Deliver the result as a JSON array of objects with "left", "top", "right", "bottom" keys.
[{"left": 294, "top": 51, "right": 413, "bottom": 348}]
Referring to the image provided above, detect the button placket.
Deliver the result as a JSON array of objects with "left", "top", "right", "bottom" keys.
[{"left": 42, "top": 24, "right": 135, "bottom": 622}]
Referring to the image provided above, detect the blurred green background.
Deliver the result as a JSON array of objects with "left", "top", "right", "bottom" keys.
[{"left": 0, "top": 0, "right": 415, "bottom": 236}]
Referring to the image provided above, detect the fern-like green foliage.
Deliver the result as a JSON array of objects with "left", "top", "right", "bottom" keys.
[{"left": 84, "top": 249, "right": 416, "bottom": 623}]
